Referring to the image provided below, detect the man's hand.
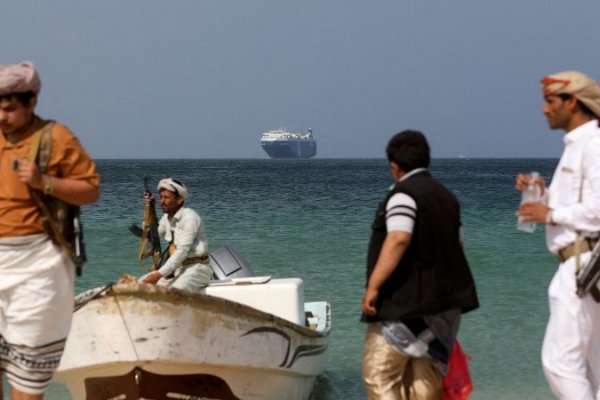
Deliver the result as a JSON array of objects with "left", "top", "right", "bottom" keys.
[
  {"left": 143, "top": 192, "right": 155, "bottom": 204},
  {"left": 15, "top": 158, "right": 44, "bottom": 190},
  {"left": 361, "top": 231, "right": 412, "bottom": 317},
  {"left": 142, "top": 271, "right": 163, "bottom": 285},
  {"left": 517, "top": 202, "right": 551, "bottom": 224},
  {"left": 515, "top": 173, "right": 546, "bottom": 195},
  {"left": 362, "top": 287, "right": 379, "bottom": 316}
]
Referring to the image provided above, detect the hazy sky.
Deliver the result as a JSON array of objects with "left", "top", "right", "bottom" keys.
[{"left": 3, "top": 1, "right": 600, "bottom": 159}]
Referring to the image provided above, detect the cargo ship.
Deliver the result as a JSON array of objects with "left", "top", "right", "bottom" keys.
[{"left": 260, "top": 128, "right": 317, "bottom": 159}]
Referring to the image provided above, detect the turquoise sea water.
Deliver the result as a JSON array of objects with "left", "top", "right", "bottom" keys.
[{"left": 40, "top": 158, "right": 560, "bottom": 399}]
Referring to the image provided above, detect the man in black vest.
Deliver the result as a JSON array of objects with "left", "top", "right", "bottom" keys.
[{"left": 361, "top": 130, "right": 478, "bottom": 399}]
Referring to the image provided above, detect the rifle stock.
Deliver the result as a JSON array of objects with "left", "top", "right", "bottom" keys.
[{"left": 137, "top": 176, "right": 162, "bottom": 270}]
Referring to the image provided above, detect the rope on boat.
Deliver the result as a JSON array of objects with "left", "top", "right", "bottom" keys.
[
  {"left": 74, "top": 282, "right": 114, "bottom": 312},
  {"left": 72, "top": 282, "right": 142, "bottom": 361}
]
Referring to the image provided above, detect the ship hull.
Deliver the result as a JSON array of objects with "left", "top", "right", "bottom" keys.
[{"left": 261, "top": 140, "right": 317, "bottom": 159}]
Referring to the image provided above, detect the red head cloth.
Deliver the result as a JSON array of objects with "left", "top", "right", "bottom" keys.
[{"left": 541, "top": 71, "right": 600, "bottom": 119}]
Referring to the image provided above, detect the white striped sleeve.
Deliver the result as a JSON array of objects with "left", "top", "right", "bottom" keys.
[{"left": 385, "top": 192, "right": 417, "bottom": 233}]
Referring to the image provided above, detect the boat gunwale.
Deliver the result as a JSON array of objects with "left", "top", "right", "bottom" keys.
[{"left": 79, "top": 282, "right": 331, "bottom": 338}]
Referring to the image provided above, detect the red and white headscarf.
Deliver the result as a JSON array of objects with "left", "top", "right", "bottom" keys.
[{"left": 541, "top": 71, "right": 600, "bottom": 119}]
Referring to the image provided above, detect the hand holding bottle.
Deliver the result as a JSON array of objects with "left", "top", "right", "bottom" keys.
[
  {"left": 515, "top": 171, "right": 552, "bottom": 233},
  {"left": 515, "top": 172, "right": 546, "bottom": 194}
]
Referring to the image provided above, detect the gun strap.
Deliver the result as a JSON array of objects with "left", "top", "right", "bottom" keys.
[
  {"left": 574, "top": 151, "right": 586, "bottom": 275},
  {"left": 27, "top": 120, "right": 53, "bottom": 168},
  {"left": 573, "top": 142, "right": 600, "bottom": 302},
  {"left": 27, "top": 122, "right": 72, "bottom": 255}
]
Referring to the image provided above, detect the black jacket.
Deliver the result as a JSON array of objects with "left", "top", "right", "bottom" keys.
[{"left": 362, "top": 170, "right": 479, "bottom": 322}]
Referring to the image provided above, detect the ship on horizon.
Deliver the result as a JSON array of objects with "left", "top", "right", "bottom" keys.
[{"left": 260, "top": 128, "right": 317, "bottom": 159}]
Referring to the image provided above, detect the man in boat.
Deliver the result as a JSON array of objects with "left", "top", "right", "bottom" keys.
[
  {"left": 516, "top": 71, "right": 600, "bottom": 399},
  {"left": 141, "top": 178, "right": 213, "bottom": 291},
  {"left": 0, "top": 61, "right": 99, "bottom": 399},
  {"left": 361, "top": 130, "right": 479, "bottom": 399}
]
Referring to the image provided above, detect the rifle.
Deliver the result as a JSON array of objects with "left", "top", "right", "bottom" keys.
[
  {"left": 31, "top": 190, "right": 87, "bottom": 276},
  {"left": 28, "top": 120, "right": 87, "bottom": 276},
  {"left": 135, "top": 176, "right": 163, "bottom": 270},
  {"left": 576, "top": 240, "right": 600, "bottom": 302}
]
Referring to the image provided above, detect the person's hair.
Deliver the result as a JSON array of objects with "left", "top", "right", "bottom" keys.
[
  {"left": 386, "top": 130, "right": 430, "bottom": 171},
  {"left": 558, "top": 93, "right": 597, "bottom": 119},
  {"left": 0, "top": 91, "right": 36, "bottom": 106}
]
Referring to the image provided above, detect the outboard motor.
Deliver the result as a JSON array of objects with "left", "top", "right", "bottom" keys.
[{"left": 209, "top": 245, "right": 255, "bottom": 280}]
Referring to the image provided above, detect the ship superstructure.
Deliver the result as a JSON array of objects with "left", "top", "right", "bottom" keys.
[{"left": 260, "top": 128, "right": 317, "bottom": 159}]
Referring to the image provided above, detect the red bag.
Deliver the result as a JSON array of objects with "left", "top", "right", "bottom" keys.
[{"left": 443, "top": 340, "right": 473, "bottom": 400}]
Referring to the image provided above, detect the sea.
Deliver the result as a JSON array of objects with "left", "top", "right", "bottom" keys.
[{"left": 36, "top": 158, "right": 561, "bottom": 399}]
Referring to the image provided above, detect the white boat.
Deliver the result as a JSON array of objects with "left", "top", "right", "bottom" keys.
[{"left": 55, "top": 247, "right": 331, "bottom": 400}]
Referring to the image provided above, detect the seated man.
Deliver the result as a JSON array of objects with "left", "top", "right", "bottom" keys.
[{"left": 142, "top": 178, "right": 212, "bottom": 291}]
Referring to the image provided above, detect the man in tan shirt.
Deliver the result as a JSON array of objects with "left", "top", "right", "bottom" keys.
[{"left": 0, "top": 61, "right": 99, "bottom": 399}]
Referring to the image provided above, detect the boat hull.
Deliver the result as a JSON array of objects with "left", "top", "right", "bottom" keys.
[
  {"left": 260, "top": 139, "right": 317, "bottom": 159},
  {"left": 55, "top": 283, "right": 330, "bottom": 400}
]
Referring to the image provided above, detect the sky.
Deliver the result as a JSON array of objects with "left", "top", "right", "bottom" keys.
[{"left": 2, "top": 1, "right": 600, "bottom": 159}]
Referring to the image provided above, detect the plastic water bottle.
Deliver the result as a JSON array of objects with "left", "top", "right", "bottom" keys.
[{"left": 517, "top": 171, "right": 541, "bottom": 233}]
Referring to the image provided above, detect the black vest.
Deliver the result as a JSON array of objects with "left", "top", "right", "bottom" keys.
[{"left": 362, "top": 171, "right": 479, "bottom": 322}]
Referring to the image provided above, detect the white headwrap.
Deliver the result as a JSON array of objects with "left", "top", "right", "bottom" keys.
[
  {"left": 0, "top": 61, "right": 41, "bottom": 96},
  {"left": 157, "top": 178, "right": 188, "bottom": 199}
]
